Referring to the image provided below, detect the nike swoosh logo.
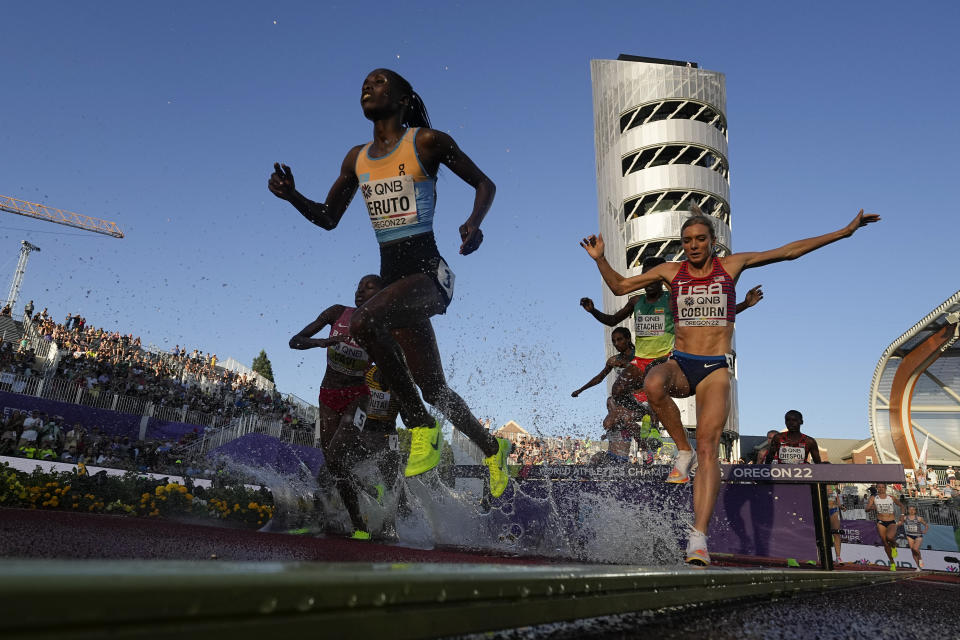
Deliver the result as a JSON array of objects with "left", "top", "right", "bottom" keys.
[
  {"left": 431, "top": 431, "right": 440, "bottom": 450},
  {"left": 704, "top": 363, "right": 722, "bottom": 369}
]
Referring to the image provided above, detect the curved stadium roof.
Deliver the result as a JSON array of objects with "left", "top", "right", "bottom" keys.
[{"left": 869, "top": 290, "right": 960, "bottom": 467}]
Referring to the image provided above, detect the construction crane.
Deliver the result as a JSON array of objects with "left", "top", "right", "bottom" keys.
[
  {"left": 5, "top": 241, "right": 40, "bottom": 311},
  {"left": 1, "top": 194, "right": 124, "bottom": 309},
  {"left": 0, "top": 194, "right": 124, "bottom": 238}
]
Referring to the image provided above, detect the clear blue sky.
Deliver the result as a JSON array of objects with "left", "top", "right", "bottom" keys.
[{"left": 2, "top": 1, "right": 957, "bottom": 443}]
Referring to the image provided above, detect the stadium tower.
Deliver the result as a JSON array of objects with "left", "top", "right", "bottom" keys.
[{"left": 589, "top": 55, "right": 740, "bottom": 456}]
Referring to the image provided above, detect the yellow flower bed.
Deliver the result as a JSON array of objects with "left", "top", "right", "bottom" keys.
[{"left": 0, "top": 463, "right": 273, "bottom": 527}]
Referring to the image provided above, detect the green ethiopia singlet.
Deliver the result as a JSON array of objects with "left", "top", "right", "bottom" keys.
[{"left": 632, "top": 291, "right": 674, "bottom": 359}]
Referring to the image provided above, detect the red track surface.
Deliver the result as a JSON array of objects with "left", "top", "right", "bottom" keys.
[{"left": 0, "top": 508, "right": 551, "bottom": 565}]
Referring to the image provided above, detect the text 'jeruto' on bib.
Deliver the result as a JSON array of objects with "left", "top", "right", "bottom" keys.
[{"left": 360, "top": 175, "right": 418, "bottom": 231}]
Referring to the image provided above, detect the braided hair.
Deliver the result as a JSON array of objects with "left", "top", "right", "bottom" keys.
[{"left": 376, "top": 68, "right": 431, "bottom": 129}]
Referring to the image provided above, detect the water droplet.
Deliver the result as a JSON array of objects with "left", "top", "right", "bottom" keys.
[
  {"left": 437, "top": 588, "right": 447, "bottom": 603},
  {"left": 297, "top": 596, "right": 315, "bottom": 612},
  {"left": 346, "top": 594, "right": 358, "bottom": 607},
  {"left": 373, "top": 592, "right": 387, "bottom": 606},
  {"left": 519, "top": 586, "right": 530, "bottom": 598}
]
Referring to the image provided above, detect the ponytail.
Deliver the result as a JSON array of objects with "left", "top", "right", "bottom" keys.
[
  {"left": 403, "top": 91, "right": 431, "bottom": 129},
  {"left": 378, "top": 68, "right": 432, "bottom": 129}
]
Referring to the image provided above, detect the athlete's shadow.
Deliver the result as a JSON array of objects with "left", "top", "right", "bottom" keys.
[{"left": 720, "top": 481, "right": 774, "bottom": 558}]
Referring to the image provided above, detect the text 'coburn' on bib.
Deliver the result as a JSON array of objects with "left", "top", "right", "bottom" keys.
[
  {"left": 676, "top": 282, "right": 728, "bottom": 327},
  {"left": 670, "top": 259, "right": 737, "bottom": 328}
]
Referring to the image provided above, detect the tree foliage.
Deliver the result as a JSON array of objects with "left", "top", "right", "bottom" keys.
[{"left": 251, "top": 349, "right": 275, "bottom": 383}]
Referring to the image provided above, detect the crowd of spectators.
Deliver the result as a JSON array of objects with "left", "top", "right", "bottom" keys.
[
  {"left": 0, "top": 340, "right": 38, "bottom": 378},
  {"left": 507, "top": 434, "right": 594, "bottom": 465},
  {"left": 16, "top": 306, "right": 302, "bottom": 424},
  {"left": 501, "top": 433, "right": 672, "bottom": 466},
  {"left": 0, "top": 407, "right": 207, "bottom": 476}
]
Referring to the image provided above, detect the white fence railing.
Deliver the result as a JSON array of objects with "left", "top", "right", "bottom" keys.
[{"left": 179, "top": 412, "right": 315, "bottom": 457}]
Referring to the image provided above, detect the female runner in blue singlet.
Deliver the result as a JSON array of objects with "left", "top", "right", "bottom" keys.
[
  {"left": 581, "top": 205, "right": 879, "bottom": 565},
  {"left": 269, "top": 69, "right": 510, "bottom": 498}
]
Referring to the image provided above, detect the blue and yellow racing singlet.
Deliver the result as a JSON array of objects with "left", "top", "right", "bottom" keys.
[{"left": 355, "top": 127, "right": 437, "bottom": 244}]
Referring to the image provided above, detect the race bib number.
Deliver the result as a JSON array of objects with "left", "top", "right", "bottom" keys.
[
  {"left": 876, "top": 500, "right": 894, "bottom": 514},
  {"left": 368, "top": 389, "right": 391, "bottom": 416},
  {"left": 778, "top": 445, "right": 805, "bottom": 464},
  {"left": 360, "top": 175, "right": 419, "bottom": 231},
  {"left": 436, "top": 258, "right": 455, "bottom": 301},
  {"left": 328, "top": 340, "right": 368, "bottom": 376},
  {"left": 352, "top": 407, "right": 367, "bottom": 431},
  {"left": 634, "top": 314, "right": 665, "bottom": 337},
  {"left": 675, "top": 282, "right": 728, "bottom": 327}
]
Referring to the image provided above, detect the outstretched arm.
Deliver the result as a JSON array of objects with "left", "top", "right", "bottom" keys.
[
  {"left": 579, "top": 297, "right": 637, "bottom": 326},
  {"left": 268, "top": 146, "right": 362, "bottom": 230},
  {"left": 725, "top": 209, "right": 880, "bottom": 275},
  {"left": 580, "top": 234, "right": 674, "bottom": 296},
  {"left": 572, "top": 363, "right": 614, "bottom": 397},
  {"left": 735, "top": 285, "right": 764, "bottom": 314},
  {"left": 289, "top": 305, "right": 347, "bottom": 350},
  {"left": 417, "top": 129, "right": 495, "bottom": 255}
]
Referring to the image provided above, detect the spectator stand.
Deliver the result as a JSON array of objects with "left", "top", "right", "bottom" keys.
[{"left": 0, "top": 305, "right": 321, "bottom": 472}]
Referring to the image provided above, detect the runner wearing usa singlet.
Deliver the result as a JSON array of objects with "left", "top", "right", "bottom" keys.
[
  {"left": 289, "top": 274, "right": 381, "bottom": 450},
  {"left": 900, "top": 505, "right": 928, "bottom": 568},
  {"left": 767, "top": 410, "right": 822, "bottom": 464},
  {"left": 579, "top": 257, "right": 762, "bottom": 433},
  {"left": 582, "top": 204, "right": 880, "bottom": 566},
  {"left": 269, "top": 69, "right": 510, "bottom": 499},
  {"left": 866, "top": 484, "right": 904, "bottom": 570}
]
